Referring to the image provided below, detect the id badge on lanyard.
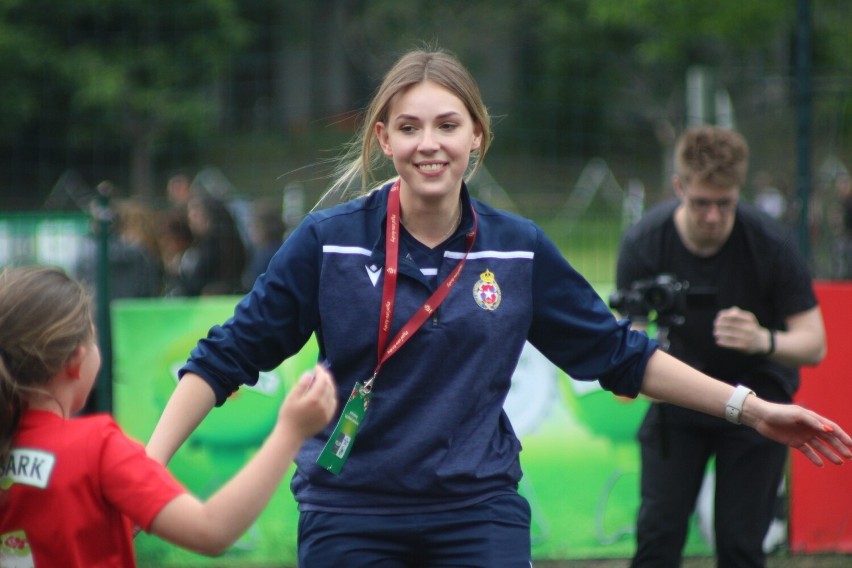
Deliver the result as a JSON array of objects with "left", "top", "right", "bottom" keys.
[{"left": 316, "top": 382, "right": 372, "bottom": 475}]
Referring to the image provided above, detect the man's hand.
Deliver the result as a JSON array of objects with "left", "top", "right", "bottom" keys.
[{"left": 713, "top": 306, "right": 770, "bottom": 355}]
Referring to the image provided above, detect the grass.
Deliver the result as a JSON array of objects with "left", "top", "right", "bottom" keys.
[
  {"left": 536, "top": 553, "right": 851, "bottom": 567},
  {"left": 140, "top": 553, "right": 852, "bottom": 567}
]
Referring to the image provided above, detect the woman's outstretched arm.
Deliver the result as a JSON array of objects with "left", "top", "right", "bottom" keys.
[{"left": 639, "top": 350, "right": 852, "bottom": 467}]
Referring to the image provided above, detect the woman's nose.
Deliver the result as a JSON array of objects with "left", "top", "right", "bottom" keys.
[{"left": 418, "top": 127, "right": 439, "bottom": 151}]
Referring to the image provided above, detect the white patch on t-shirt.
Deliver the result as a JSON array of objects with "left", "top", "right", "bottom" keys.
[{"left": 0, "top": 448, "right": 55, "bottom": 490}]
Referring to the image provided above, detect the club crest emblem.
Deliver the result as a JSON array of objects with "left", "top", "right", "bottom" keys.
[{"left": 473, "top": 268, "right": 501, "bottom": 311}]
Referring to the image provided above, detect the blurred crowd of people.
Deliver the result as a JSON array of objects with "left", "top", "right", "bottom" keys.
[
  {"left": 73, "top": 170, "right": 290, "bottom": 300},
  {"left": 70, "top": 161, "right": 852, "bottom": 302}
]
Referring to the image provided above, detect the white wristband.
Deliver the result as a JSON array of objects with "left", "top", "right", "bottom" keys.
[{"left": 725, "top": 385, "right": 755, "bottom": 425}]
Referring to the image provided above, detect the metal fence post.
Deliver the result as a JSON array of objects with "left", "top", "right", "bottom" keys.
[{"left": 93, "top": 181, "right": 114, "bottom": 413}]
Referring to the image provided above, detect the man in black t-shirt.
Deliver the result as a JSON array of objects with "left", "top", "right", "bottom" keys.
[{"left": 617, "top": 126, "right": 827, "bottom": 568}]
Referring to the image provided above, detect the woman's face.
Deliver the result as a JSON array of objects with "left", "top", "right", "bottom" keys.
[{"left": 375, "top": 81, "right": 482, "bottom": 206}]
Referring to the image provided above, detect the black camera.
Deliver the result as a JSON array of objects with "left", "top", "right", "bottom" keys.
[{"left": 608, "top": 274, "right": 689, "bottom": 327}]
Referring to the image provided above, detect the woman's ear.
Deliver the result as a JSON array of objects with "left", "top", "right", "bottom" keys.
[
  {"left": 375, "top": 122, "right": 393, "bottom": 157},
  {"left": 65, "top": 345, "right": 86, "bottom": 380},
  {"left": 471, "top": 124, "right": 483, "bottom": 151}
]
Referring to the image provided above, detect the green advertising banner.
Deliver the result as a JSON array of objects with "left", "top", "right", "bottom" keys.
[{"left": 112, "top": 297, "right": 713, "bottom": 567}]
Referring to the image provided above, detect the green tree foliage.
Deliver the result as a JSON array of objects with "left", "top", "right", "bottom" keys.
[
  {"left": 813, "top": 0, "right": 852, "bottom": 70},
  {"left": 1, "top": 0, "right": 848, "bottom": 207},
  {"left": 343, "top": 0, "right": 638, "bottom": 157},
  {"left": 0, "top": 0, "right": 248, "bottom": 199},
  {"left": 587, "top": 0, "right": 796, "bottom": 66},
  {"left": 508, "top": 0, "right": 645, "bottom": 157},
  {"left": 584, "top": 0, "right": 850, "bottom": 173},
  {"left": 341, "top": 0, "right": 518, "bottom": 88}
]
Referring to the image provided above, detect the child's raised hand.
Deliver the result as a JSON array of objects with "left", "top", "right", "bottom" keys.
[
  {"left": 147, "top": 364, "right": 339, "bottom": 553},
  {"left": 279, "top": 364, "right": 338, "bottom": 441}
]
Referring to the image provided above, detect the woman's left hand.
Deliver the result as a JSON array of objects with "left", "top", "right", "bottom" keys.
[{"left": 748, "top": 399, "right": 852, "bottom": 466}]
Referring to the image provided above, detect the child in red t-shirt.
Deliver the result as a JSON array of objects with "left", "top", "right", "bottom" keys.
[{"left": 0, "top": 265, "right": 337, "bottom": 567}]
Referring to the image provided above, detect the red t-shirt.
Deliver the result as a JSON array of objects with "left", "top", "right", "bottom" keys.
[{"left": 0, "top": 410, "right": 186, "bottom": 567}]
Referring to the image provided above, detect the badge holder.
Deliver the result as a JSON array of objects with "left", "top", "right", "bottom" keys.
[{"left": 316, "top": 381, "right": 372, "bottom": 475}]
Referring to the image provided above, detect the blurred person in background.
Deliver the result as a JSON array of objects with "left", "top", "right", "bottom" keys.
[
  {"left": 158, "top": 207, "right": 194, "bottom": 296},
  {"left": 242, "top": 196, "right": 287, "bottom": 291},
  {"left": 116, "top": 199, "right": 164, "bottom": 286},
  {"left": 172, "top": 193, "right": 247, "bottom": 296},
  {"left": 158, "top": 169, "right": 196, "bottom": 295},
  {"left": 166, "top": 170, "right": 194, "bottom": 210},
  {"left": 74, "top": 197, "right": 163, "bottom": 300},
  {"left": 752, "top": 170, "right": 787, "bottom": 223},
  {"left": 830, "top": 171, "right": 852, "bottom": 279},
  {"left": 616, "top": 126, "right": 827, "bottom": 568}
]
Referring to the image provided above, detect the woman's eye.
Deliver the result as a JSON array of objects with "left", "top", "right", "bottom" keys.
[{"left": 440, "top": 123, "right": 458, "bottom": 131}]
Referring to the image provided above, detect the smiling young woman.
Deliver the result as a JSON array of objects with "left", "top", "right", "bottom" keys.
[{"left": 146, "top": 49, "right": 852, "bottom": 568}]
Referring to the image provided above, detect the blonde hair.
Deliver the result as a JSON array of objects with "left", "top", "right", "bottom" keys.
[
  {"left": 115, "top": 198, "right": 162, "bottom": 262},
  {"left": 0, "top": 266, "right": 94, "bottom": 465},
  {"left": 675, "top": 126, "right": 749, "bottom": 189},
  {"left": 325, "top": 48, "right": 493, "bottom": 202}
]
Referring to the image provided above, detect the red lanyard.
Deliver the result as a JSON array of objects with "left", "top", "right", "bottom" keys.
[{"left": 366, "top": 181, "right": 477, "bottom": 393}]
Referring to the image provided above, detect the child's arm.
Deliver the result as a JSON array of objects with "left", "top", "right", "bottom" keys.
[
  {"left": 146, "top": 372, "right": 217, "bottom": 466},
  {"left": 146, "top": 365, "right": 337, "bottom": 556}
]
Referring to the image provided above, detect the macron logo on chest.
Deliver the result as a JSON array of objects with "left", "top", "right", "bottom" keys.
[
  {"left": 0, "top": 448, "right": 56, "bottom": 490},
  {"left": 365, "top": 264, "right": 382, "bottom": 287}
]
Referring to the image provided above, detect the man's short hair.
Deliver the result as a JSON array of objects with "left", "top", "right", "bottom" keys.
[{"left": 675, "top": 126, "right": 749, "bottom": 189}]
